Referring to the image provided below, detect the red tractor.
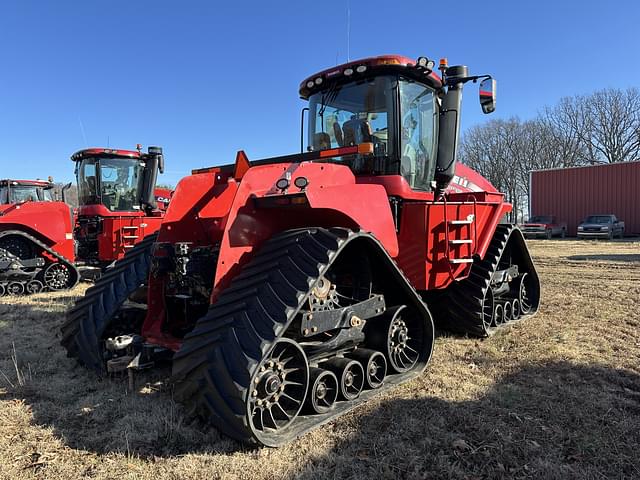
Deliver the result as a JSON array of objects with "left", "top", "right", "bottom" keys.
[
  {"left": 72, "top": 146, "right": 167, "bottom": 275},
  {"left": 0, "top": 179, "right": 79, "bottom": 295},
  {"left": 62, "top": 55, "right": 540, "bottom": 446}
]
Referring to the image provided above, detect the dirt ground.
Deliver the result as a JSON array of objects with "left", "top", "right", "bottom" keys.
[{"left": 1, "top": 239, "right": 639, "bottom": 479}]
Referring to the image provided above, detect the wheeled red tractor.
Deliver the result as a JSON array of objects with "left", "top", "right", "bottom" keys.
[
  {"left": 62, "top": 55, "right": 540, "bottom": 446},
  {"left": 0, "top": 179, "right": 79, "bottom": 295}
]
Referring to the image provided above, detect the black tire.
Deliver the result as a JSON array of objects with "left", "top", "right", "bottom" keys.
[{"left": 60, "top": 233, "right": 157, "bottom": 374}]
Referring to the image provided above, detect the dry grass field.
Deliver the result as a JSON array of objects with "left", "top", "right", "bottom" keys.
[{"left": 1, "top": 239, "right": 639, "bottom": 479}]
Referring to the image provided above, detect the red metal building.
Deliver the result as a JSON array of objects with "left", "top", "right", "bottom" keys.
[{"left": 530, "top": 161, "right": 640, "bottom": 236}]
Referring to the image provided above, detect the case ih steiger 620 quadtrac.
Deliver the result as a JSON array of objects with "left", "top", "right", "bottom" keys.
[
  {"left": 62, "top": 55, "right": 540, "bottom": 446},
  {"left": 0, "top": 179, "right": 79, "bottom": 295},
  {"left": 72, "top": 145, "right": 168, "bottom": 276}
]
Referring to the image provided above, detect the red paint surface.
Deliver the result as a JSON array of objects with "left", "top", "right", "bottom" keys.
[
  {"left": 530, "top": 162, "right": 640, "bottom": 235},
  {"left": 0, "top": 201, "right": 75, "bottom": 260}
]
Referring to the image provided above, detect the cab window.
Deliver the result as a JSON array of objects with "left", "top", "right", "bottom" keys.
[{"left": 399, "top": 79, "right": 438, "bottom": 190}]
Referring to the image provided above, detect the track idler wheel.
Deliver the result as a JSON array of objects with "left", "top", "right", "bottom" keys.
[
  {"left": 26, "top": 280, "right": 44, "bottom": 294},
  {"left": 513, "top": 273, "right": 537, "bottom": 315},
  {"left": 366, "top": 305, "right": 423, "bottom": 373},
  {"left": 482, "top": 288, "right": 495, "bottom": 333},
  {"left": 44, "top": 263, "right": 71, "bottom": 290},
  {"left": 0, "top": 284, "right": 5, "bottom": 297},
  {"left": 248, "top": 338, "right": 309, "bottom": 440},
  {"left": 304, "top": 368, "right": 339, "bottom": 414},
  {"left": 347, "top": 348, "right": 386, "bottom": 389},
  {"left": 7, "top": 282, "right": 25, "bottom": 296},
  {"left": 324, "top": 357, "right": 365, "bottom": 400}
]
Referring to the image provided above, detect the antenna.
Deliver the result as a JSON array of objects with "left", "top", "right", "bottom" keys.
[
  {"left": 346, "top": 1, "right": 351, "bottom": 62},
  {"left": 78, "top": 117, "right": 88, "bottom": 147}
]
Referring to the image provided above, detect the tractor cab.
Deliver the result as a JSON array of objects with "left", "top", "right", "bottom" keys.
[
  {"left": 71, "top": 146, "right": 165, "bottom": 269},
  {"left": 72, "top": 146, "right": 164, "bottom": 214},
  {"left": 0, "top": 179, "right": 55, "bottom": 204},
  {"left": 300, "top": 55, "right": 496, "bottom": 195}
]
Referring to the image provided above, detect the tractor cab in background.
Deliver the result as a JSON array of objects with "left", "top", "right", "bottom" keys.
[
  {"left": 72, "top": 145, "right": 166, "bottom": 270},
  {"left": 0, "top": 179, "right": 55, "bottom": 204}
]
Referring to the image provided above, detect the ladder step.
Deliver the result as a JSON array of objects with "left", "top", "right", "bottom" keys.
[
  {"left": 122, "top": 226, "right": 139, "bottom": 230},
  {"left": 449, "top": 220, "right": 473, "bottom": 225},
  {"left": 122, "top": 235, "right": 139, "bottom": 239},
  {"left": 449, "top": 258, "right": 474, "bottom": 264},
  {"left": 123, "top": 245, "right": 135, "bottom": 249},
  {"left": 449, "top": 239, "right": 473, "bottom": 245}
]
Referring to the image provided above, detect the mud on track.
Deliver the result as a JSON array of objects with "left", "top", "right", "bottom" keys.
[{"left": 0, "top": 238, "right": 638, "bottom": 479}]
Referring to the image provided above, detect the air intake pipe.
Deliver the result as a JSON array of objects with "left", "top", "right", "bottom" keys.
[
  {"left": 434, "top": 65, "right": 468, "bottom": 198},
  {"left": 140, "top": 146, "right": 163, "bottom": 211}
]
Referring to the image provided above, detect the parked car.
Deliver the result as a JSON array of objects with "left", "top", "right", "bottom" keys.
[
  {"left": 522, "top": 215, "right": 567, "bottom": 239},
  {"left": 577, "top": 214, "right": 625, "bottom": 239}
]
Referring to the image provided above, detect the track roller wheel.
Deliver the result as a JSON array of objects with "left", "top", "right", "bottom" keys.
[
  {"left": 324, "top": 357, "right": 365, "bottom": 400},
  {"left": 493, "top": 303, "right": 505, "bottom": 326},
  {"left": 44, "top": 263, "right": 71, "bottom": 290},
  {"left": 26, "top": 280, "right": 44, "bottom": 294},
  {"left": 304, "top": 368, "right": 338, "bottom": 414},
  {"left": 248, "top": 338, "right": 309, "bottom": 439},
  {"left": 7, "top": 282, "right": 25, "bottom": 296},
  {"left": 0, "top": 284, "right": 5, "bottom": 297},
  {"left": 511, "top": 299, "right": 521, "bottom": 320},
  {"left": 347, "top": 348, "right": 386, "bottom": 389},
  {"left": 503, "top": 301, "right": 512, "bottom": 322}
]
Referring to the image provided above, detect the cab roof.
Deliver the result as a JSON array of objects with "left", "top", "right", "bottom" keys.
[
  {"left": 299, "top": 54, "right": 443, "bottom": 99},
  {"left": 71, "top": 147, "right": 141, "bottom": 162},
  {"left": 0, "top": 179, "right": 53, "bottom": 188}
]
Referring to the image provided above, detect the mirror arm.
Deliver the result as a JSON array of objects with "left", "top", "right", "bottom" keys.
[{"left": 446, "top": 74, "right": 492, "bottom": 87}]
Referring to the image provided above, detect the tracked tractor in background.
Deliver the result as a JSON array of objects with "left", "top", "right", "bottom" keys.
[
  {"left": 62, "top": 55, "right": 540, "bottom": 446},
  {"left": 72, "top": 146, "right": 167, "bottom": 277},
  {"left": 0, "top": 179, "right": 79, "bottom": 295}
]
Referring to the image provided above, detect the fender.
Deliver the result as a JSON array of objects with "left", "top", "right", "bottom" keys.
[{"left": 211, "top": 162, "right": 398, "bottom": 299}]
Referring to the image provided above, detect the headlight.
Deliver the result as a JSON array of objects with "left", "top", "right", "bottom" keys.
[
  {"left": 578, "top": 226, "right": 584, "bottom": 231},
  {"left": 600, "top": 226, "right": 609, "bottom": 231}
]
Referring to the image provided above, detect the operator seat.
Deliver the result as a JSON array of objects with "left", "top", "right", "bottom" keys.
[{"left": 342, "top": 118, "right": 372, "bottom": 146}]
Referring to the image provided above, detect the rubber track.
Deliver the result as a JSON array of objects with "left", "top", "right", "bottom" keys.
[
  {"left": 439, "top": 224, "right": 539, "bottom": 337},
  {"left": 60, "top": 233, "right": 157, "bottom": 373},
  {"left": 0, "top": 229, "right": 79, "bottom": 292},
  {"left": 171, "top": 227, "right": 433, "bottom": 446}
]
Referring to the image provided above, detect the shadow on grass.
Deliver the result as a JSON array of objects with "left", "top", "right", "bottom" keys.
[
  {"left": 567, "top": 253, "right": 640, "bottom": 263},
  {"left": 1, "top": 296, "right": 639, "bottom": 478}
]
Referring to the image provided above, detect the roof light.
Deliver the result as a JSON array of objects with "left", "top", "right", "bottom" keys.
[
  {"left": 344, "top": 67, "right": 354, "bottom": 76},
  {"left": 416, "top": 57, "right": 435, "bottom": 71},
  {"left": 306, "top": 80, "right": 315, "bottom": 89},
  {"left": 276, "top": 177, "right": 290, "bottom": 191},
  {"left": 439, "top": 58, "right": 448, "bottom": 69},
  {"left": 356, "top": 65, "right": 367, "bottom": 73},
  {"left": 314, "top": 77, "right": 323, "bottom": 85},
  {"left": 294, "top": 176, "right": 309, "bottom": 189}
]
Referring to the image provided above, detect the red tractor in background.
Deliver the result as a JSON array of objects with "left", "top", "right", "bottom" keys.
[
  {"left": 0, "top": 179, "right": 79, "bottom": 295},
  {"left": 72, "top": 145, "right": 167, "bottom": 276},
  {"left": 63, "top": 55, "right": 540, "bottom": 446}
]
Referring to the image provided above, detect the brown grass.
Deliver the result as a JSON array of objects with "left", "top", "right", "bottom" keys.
[{"left": 1, "top": 239, "right": 639, "bottom": 479}]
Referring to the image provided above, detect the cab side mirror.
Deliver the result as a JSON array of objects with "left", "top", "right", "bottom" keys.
[{"left": 479, "top": 78, "right": 497, "bottom": 114}]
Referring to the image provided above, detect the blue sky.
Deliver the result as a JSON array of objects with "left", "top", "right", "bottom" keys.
[{"left": 1, "top": 1, "right": 639, "bottom": 186}]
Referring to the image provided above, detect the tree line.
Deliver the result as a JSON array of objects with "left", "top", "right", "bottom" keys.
[{"left": 459, "top": 87, "right": 640, "bottom": 221}]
